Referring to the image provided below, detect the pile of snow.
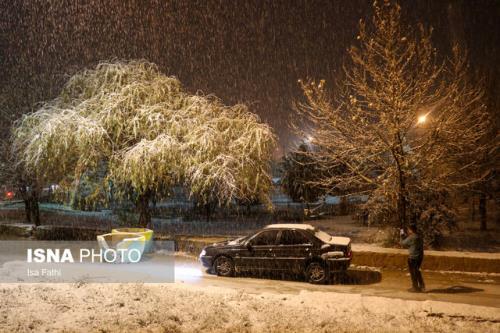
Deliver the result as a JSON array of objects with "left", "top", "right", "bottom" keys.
[{"left": 0, "top": 282, "right": 498, "bottom": 332}]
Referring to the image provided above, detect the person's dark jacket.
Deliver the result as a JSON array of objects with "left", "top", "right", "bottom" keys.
[{"left": 401, "top": 234, "right": 424, "bottom": 259}]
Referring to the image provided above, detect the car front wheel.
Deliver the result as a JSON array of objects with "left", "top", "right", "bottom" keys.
[
  {"left": 306, "top": 261, "right": 328, "bottom": 284},
  {"left": 214, "top": 256, "right": 235, "bottom": 277}
]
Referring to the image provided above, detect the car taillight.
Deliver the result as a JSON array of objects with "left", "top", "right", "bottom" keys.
[
  {"left": 344, "top": 245, "right": 352, "bottom": 258},
  {"left": 6, "top": 191, "right": 14, "bottom": 199}
]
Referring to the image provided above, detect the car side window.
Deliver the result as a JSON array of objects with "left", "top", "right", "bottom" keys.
[
  {"left": 279, "top": 230, "right": 311, "bottom": 245},
  {"left": 250, "top": 230, "right": 278, "bottom": 246}
]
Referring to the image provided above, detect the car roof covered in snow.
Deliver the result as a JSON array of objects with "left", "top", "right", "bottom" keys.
[{"left": 264, "top": 224, "right": 315, "bottom": 231}]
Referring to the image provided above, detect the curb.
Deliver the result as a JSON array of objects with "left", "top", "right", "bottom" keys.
[{"left": 351, "top": 245, "right": 500, "bottom": 273}]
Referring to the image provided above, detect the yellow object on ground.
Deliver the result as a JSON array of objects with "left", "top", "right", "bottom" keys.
[
  {"left": 112, "top": 228, "right": 154, "bottom": 253},
  {"left": 97, "top": 232, "right": 146, "bottom": 263}
]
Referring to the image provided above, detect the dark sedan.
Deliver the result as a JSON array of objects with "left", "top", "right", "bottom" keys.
[{"left": 199, "top": 224, "right": 352, "bottom": 284}]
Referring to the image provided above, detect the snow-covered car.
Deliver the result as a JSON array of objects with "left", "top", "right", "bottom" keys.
[{"left": 199, "top": 224, "right": 352, "bottom": 284}]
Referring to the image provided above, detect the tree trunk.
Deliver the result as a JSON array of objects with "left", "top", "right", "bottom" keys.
[
  {"left": 396, "top": 167, "right": 407, "bottom": 230},
  {"left": 471, "top": 196, "right": 476, "bottom": 222},
  {"left": 23, "top": 198, "right": 31, "bottom": 223},
  {"left": 136, "top": 192, "right": 151, "bottom": 228},
  {"left": 19, "top": 184, "right": 40, "bottom": 226},
  {"left": 205, "top": 203, "right": 211, "bottom": 222},
  {"left": 397, "top": 192, "right": 407, "bottom": 229},
  {"left": 479, "top": 193, "right": 487, "bottom": 231},
  {"left": 30, "top": 194, "right": 40, "bottom": 227},
  {"left": 18, "top": 185, "right": 30, "bottom": 223},
  {"left": 339, "top": 196, "right": 348, "bottom": 215},
  {"left": 394, "top": 133, "right": 407, "bottom": 230}
]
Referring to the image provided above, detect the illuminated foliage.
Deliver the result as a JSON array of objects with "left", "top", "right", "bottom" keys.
[
  {"left": 295, "top": 1, "right": 491, "bottom": 236},
  {"left": 281, "top": 144, "right": 327, "bottom": 204},
  {"left": 12, "top": 61, "right": 276, "bottom": 225}
]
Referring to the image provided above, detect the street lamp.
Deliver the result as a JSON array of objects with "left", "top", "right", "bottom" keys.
[
  {"left": 417, "top": 114, "right": 427, "bottom": 125},
  {"left": 416, "top": 101, "right": 441, "bottom": 126}
]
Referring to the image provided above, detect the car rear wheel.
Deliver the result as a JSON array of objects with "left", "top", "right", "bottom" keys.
[
  {"left": 214, "top": 256, "right": 235, "bottom": 277},
  {"left": 306, "top": 261, "right": 328, "bottom": 284}
]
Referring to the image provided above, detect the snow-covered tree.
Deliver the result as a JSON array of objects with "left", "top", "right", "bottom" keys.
[
  {"left": 294, "top": 1, "right": 491, "bottom": 240},
  {"left": 12, "top": 61, "right": 276, "bottom": 227},
  {"left": 1, "top": 83, "right": 51, "bottom": 226},
  {"left": 0, "top": 94, "right": 11, "bottom": 185},
  {"left": 281, "top": 143, "right": 327, "bottom": 206}
]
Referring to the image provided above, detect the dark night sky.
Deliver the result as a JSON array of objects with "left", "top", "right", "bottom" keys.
[{"left": 1, "top": 0, "right": 499, "bottom": 155}]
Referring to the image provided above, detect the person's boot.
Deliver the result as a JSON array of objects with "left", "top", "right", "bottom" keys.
[{"left": 417, "top": 273, "right": 425, "bottom": 292}]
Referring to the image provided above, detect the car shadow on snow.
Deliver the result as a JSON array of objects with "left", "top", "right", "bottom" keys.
[{"left": 426, "top": 285, "right": 484, "bottom": 294}]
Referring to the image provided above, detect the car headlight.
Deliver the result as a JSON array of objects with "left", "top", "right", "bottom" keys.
[{"left": 200, "top": 249, "right": 206, "bottom": 257}]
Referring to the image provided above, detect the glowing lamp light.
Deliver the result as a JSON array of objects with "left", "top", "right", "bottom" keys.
[
  {"left": 6, "top": 191, "right": 14, "bottom": 199},
  {"left": 417, "top": 114, "right": 427, "bottom": 125}
]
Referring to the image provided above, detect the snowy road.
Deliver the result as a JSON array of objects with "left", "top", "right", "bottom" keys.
[
  {"left": 1, "top": 254, "right": 499, "bottom": 332},
  {"left": 174, "top": 254, "right": 500, "bottom": 308}
]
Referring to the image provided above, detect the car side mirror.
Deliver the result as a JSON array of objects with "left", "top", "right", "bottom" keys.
[{"left": 246, "top": 243, "right": 253, "bottom": 251}]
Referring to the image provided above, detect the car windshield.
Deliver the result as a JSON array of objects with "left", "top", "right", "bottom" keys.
[
  {"left": 314, "top": 229, "right": 332, "bottom": 243},
  {"left": 234, "top": 236, "right": 248, "bottom": 243}
]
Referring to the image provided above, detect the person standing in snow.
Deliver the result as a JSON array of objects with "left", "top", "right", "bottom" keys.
[{"left": 400, "top": 224, "right": 425, "bottom": 292}]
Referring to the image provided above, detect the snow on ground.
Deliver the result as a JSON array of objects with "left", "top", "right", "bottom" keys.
[{"left": 0, "top": 282, "right": 499, "bottom": 333}]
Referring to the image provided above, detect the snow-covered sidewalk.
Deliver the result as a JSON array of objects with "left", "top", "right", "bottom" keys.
[
  {"left": 352, "top": 243, "right": 500, "bottom": 260},
  {"left": 350, "top": 243, "right": 500, "bottom": 273},
  {"left": 1, "top": 283, "right": 499, "bottom": 332}
]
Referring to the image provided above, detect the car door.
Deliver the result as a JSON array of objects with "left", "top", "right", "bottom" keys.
[
  {"left": 274, "top": 230, "right": 314, "bottom": 272},
  {"left": 239, "top": 230, "right": 279, "bottom": 271}
]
